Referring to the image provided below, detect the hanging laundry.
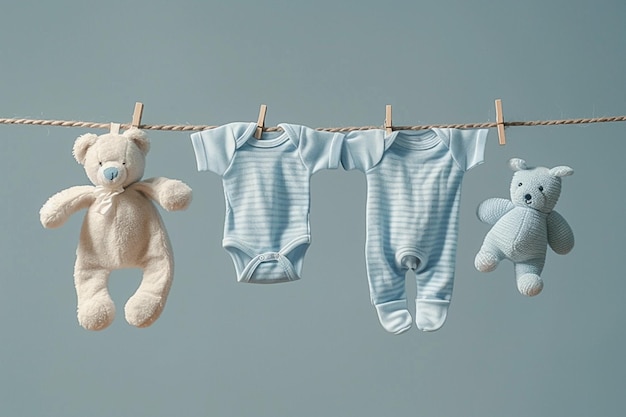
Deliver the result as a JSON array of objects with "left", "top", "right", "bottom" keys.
[
  {"left": 190, "top": 123, "right": 343, "bottom": 283},
  {"left": 39, "top": 128, "right": 193, "bottom": 330},
  {"left": 474, "top": 158, "right": 574, "bottom": 296},
  {"left": 341, "top": 128, "right": 488, "bottom": 334}
]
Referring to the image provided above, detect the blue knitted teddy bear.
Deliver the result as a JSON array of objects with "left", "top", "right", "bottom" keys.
[{"left": 475, "top": 158, "right": 574, "bottom": 296}]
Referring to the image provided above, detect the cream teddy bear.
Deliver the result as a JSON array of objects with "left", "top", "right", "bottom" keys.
[
  {"left": 40, "top": 128, "right": 192, "bottom": 330},
  {"left": 475, "top": 158, "right": 574, "bottom": 296}
]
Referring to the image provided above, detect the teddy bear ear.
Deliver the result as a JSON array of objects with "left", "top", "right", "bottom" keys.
[
  {"left": 549, "top": 165, "right": 574, "bottom": 178},
  {"left": 509, "top": 158, "right": 528, "bottom": 171},
  {"left": 73, "top": 133, "right": 99, "bottom": 165},
  {"left": 123, "top": 127, "right": 150, "bottom": 155}
]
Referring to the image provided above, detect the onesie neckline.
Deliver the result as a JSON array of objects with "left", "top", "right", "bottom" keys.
[
  {"left": 392, "top": 130, "right": 441, "bottom": 150},
  {"left": 245, "top": 131, "right": 290, "bottom": 148}
]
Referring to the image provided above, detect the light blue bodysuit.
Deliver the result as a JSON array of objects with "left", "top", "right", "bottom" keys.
[
  {"left": 191, "top": 122, "right": 343, "bottom": 283},
  {"left": 342, "top": 128, "right": 487, "bottom": 334}
]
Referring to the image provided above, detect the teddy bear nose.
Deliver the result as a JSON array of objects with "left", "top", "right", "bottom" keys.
[
  {"left": 103, "top": 167, "right": 119, "bottom": 181},
  {"left": 524, "top": 193, "right": 532, "bottom": 201}
]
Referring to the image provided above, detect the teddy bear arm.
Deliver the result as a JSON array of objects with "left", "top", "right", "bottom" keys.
[
  {"left": 547, "top": 211, "right": 574, "bottom": 254},
  {"left": 134, "top": 177, "right": 192, "bottom": 212},
  {"left": 40, "top": 185, "right": 95, "bottom": 228},
  {"left": 477, "top": 198, "right": 514, "bottom": 225}
]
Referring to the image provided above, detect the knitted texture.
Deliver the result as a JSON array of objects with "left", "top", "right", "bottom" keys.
[{"left": 475, "top": 158, "right": 574, "bottom": 296}]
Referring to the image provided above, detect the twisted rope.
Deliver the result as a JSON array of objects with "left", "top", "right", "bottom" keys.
[{"left": 1, "top": 115, "right": 626, "bottom": 132}]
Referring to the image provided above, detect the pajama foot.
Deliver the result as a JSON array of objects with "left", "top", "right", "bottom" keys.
[
  {"left": 374, "top": 300, "right": 412, "bottom": 335},
  {"left": 415, "top": 299, "right": 449, "bottom": 332}
]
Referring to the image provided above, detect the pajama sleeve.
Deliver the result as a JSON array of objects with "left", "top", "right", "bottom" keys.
[
  {"left": 340, "top": 129, "right": 388, "bottom": 172},
  {"left": 280, "top": 124, "right": 344, "bottom": 174},
  {"left": 190, "top": 122, "right": 256, "bottom": 175},
  {"left": 434, "top": 128, "right": 488, "bottom": 172}
]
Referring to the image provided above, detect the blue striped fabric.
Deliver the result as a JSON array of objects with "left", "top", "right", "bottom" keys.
[
  {"left": 191, "top": 122, "right": 343, "bottom": 283},
  {"left": 342, "top": 128, "right": 488, "bottom": 334}
]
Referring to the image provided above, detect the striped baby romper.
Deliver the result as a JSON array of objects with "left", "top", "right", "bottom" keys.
[{"left": 342, "top": 128, "right": 487, "bottom": 334}]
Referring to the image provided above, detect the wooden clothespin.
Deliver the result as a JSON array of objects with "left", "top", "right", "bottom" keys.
[
  {"left": 109, "top": 102, "right": 143, "bottom": 135},
  {"left": 131, "top": 102, "right": 144, "bottom": 129},
  {"left": 384, "top": 104, "right": 393, "bottom": 135},
  {"left": 495, "top": 99, "right": 506, "bottom": 145},
  {"left": 254, "top": 104, "right": 267, "bottom": 139}
]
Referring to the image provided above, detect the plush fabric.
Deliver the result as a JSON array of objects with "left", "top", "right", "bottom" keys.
[
  {"left": 475, "top": 158, "right": 574, "bottom": 296},
  {"left": 40, "top": 128, "right": 192, "bottom": 330}
]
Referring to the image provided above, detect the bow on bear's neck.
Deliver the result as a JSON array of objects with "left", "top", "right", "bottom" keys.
[{"left": 94, "top": 185, "right": 125, "bottom": 214}]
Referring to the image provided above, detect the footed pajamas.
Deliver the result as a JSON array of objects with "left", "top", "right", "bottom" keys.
[
  {"left": 191, "top": 122, "right": 343, "bottom": 283},
  {"left": 342, "top": 128, "right": 487, "bottom": 334}
]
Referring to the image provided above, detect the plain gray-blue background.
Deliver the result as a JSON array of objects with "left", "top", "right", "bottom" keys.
[{"left": 1, "top": 1, "right": 625, "bottom": 416}]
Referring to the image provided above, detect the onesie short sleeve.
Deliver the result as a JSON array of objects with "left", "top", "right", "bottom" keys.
[
  {"left": 190, "top": 122, "right": 256, "bottom": 175},
  {"left": 279, "top": 124, "right": 344, "bottom": 174},
  {"left": 433, "top": 128, "right": 488, "bottom": 172},
  {"left": 341, "top": 129, "right": 392, "bottom": 172}
]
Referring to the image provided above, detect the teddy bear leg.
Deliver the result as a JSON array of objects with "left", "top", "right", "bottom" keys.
[
  {"left": 514, "top": 260, "right": 545, "bottom": 297},
  {"left": 74, "top": 264, "right": 115, "bottom": 331},
  {"left": 474, "top": 245, "right": 503, "bottom": 272},
  {"left": 125, "top": 253, "right": 173, "bottom": 328}
]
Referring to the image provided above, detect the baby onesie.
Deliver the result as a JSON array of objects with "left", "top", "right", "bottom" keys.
[
  {"left": 342, "top": 128, "right": 488, "bottom": 334},
  {"left": 191, "top": 122, "right": 343, "bottom": 283}
]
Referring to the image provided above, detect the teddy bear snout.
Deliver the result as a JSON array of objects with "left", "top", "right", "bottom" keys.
[
  {"left": 103, "top": 167, "right": 119, "bottom": 181},
  {"left": 98, "top": 163, "right": 127, "bottom": 185}
]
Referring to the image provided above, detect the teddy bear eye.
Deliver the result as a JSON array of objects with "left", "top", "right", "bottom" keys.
[
  {"left": 98, "top": 162, "right": 102, "bottom": 166},
  {"left": 122, "top": 162, "right": 126, "bottom": 165},
  {"left": 518, "top": 182, "right": 523, "bottom": 186},
  {"left": 539, "top": 186, "right": 544, "bottom": 192}
]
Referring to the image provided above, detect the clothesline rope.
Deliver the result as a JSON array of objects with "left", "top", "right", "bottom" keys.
[{"left": 1, "top": 115, "right": 626, "bottom": 132}]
